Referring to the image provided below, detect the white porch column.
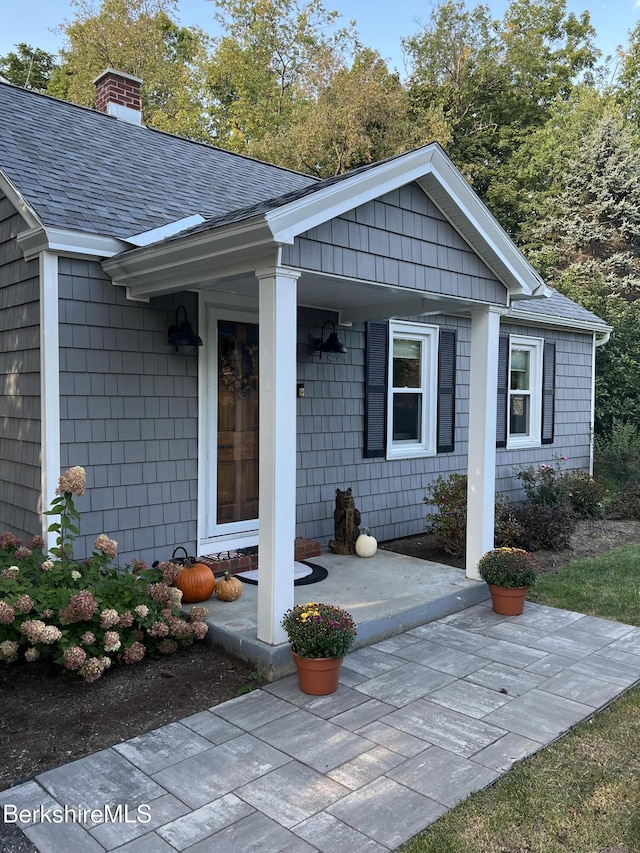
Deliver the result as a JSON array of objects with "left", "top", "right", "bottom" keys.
[
  {"left": 39, "top": 250, "right": 61, "bottom": 549},
  {"left": 466, "top": 307, "right": 503, "bottom": 579},
  {"left": 256, "top": 265, "right": 300, "bottom": 645}
]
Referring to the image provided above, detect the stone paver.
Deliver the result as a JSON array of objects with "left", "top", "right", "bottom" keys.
[
  {"left": 326, "top": 776, "right": 448, "bottom": 849},
  {"left": 483, "top": 689, "right": 594, "bottom": 743},
  {"left": 387, "top": 745, "right": 500, "bottom": 807},
  {"left": 383, "top": 698, "right": 507, "bottom": 756},
  {"left": 113, "top": 722, "right": 213, "bottom": 775},
  {"left": 151, "top": 734, "right": 291, "bottom": 808},
  {"left": 354, "top": 661, "right": 455, "bottom": 706},
  {"left": 4, "top": 601, "right": 639, "bottom": 853},
  {"left": 252, "top": 709, "right": 372, "bottom": 773}
]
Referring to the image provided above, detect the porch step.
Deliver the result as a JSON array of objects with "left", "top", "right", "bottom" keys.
[
  {"left": 184, "top": 550, "right": 490, "bottom": 681},
  {"left": 198, "top": 538, "right": 321, "bottom": 576}
]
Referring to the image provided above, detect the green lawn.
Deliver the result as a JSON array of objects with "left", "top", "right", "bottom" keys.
[
  {"left": 400, "top": 545, "right": 640, "bottom": 853},
  {"left": 530, "top": 544, "right": 640, "bottom": 627}
]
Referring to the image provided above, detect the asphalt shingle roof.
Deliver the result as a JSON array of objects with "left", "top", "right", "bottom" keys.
[
  {"left": 0, "top": 83, "right": 608, "bottom": 331},
  {"left": 512, "top": 287, "right": 610, "bottom": 330},
  {"left": 0, "top": 82, "right": 315, "bottom": 239}
]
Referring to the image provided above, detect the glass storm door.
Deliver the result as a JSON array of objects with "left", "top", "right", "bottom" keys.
[{"left": 216, "top": 319, "right": 259, "bottom": 527}]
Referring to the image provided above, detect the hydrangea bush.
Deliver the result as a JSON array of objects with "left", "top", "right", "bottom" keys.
[
  {"left": 281, "top": 602, "right": 356, "bottom": 659},
  {"left": 0, "top": 467, "right": 208, "bottom": 681}
]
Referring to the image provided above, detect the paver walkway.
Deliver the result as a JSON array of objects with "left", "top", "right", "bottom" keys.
[{"left": 3, "top": 600, "right": 640, "bottom": 852}]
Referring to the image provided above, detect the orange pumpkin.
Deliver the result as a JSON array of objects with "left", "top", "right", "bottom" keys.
[
  {"left": 214, "top": 569, "right": 243, "bottom": 602},
  {"left": 174, "top": 560, "right": 215, "bottom": 603}
]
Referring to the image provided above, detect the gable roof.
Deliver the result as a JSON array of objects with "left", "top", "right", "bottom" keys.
[{"left": 0, "top": 82, "right": 314, "bottom": 239}]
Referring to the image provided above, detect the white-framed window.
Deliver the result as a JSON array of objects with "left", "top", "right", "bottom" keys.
[
  {"left": 386, "top": 320, "right": 438, "bottom": 458},
  {"left": 507, "top": 335, "right": 543, "bottom": 448}
]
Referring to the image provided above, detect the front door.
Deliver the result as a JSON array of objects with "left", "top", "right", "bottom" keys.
[
  {"left": 202, "top": 307, "right": 259, "bottom": 547},
  {"left": 216, "top": 319, "right": 259, "bottom": 525}
]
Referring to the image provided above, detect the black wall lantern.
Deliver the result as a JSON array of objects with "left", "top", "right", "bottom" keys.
[
  {"left": 313, "top": 320, "right": 347, "bottom": 359},
  {"left": 166, "top": 305, "right": 203, "bottom": 354}
]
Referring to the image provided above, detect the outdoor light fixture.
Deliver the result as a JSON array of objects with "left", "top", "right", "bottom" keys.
[
  {"left": 166, "top": 305, "right": 203, "bottom": 354},
  {"left": 313, "top": 320, "right": 347, "bottom": 359}
]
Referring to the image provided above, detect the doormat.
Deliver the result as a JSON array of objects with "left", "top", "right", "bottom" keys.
[{"left": 236, "top": 560, "right": 328, "bottom": 586}]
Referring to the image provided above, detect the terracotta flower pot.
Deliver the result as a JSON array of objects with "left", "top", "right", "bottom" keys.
[
  {"left": 488, "top": 584, "right": 528, "bottom": 616},
  {"left": 292, "top": 651, "right": 343, "bottom": 695}
]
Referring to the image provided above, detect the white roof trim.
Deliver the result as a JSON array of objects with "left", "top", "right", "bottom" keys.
[
  {"left": 17, "top": 226, "right": 129, "bottom": 262},
  {"left": 264, "top": 143, "right": 546, "bottom": 299},
  {"left": 127, "top": 214, "right": 205, "bottom": 247},
  {"left": 0, "top": 170, "right": 42, "bottom": 230}
]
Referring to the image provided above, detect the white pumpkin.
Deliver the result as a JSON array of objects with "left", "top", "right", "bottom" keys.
[{"left": 355, "top": 528, "right": 377, "bottom": 558}]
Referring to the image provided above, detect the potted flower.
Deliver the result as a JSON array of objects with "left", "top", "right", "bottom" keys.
[
  {"left": 478, "top": 547, "right": 539, "bottom": 616},
  {"left": 281, "top": 602, "right": 356, "bottom": 695}
]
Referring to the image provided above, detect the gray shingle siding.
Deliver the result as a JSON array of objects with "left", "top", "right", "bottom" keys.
[
  {"left": 0, "top": 239, "right": 597, "bottom": 559},
  {"left": 284, "top": 185, "right": 507, "bottom": 304},
  {"left": 296, "top": 308, "right": 594, "bottom": 546},
  {"left": 58, "top": 258, "right": 198, "bottom": 565},
  {"left": 0, "top": 192, "right": 41, "bottom": 540},
  {"left": 495, "top": 321, "right": 593, "bottom": 502}
]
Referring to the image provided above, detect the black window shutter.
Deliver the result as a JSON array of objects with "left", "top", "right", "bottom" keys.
[
  {"left": 496, "top": 335, "right": 509, "bottom": 448},
  {"left": 541, "top": 340, "right": 556, "bottom": 444},
  {"left": 437, "top": 329, "right": 456, "bottom": 453},
  {"left": 364, "top": 321, "right": 389, "bottom": 458}
]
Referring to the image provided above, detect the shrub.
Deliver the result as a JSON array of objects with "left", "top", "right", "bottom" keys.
[
  {"left": 595, "top": 420, "right": 640, "bottom": 488},
  {"left": 563, "top": 470, "right": 607, "bottom": 519},
  {"left": 607, "top": 479, "right": 640, "bottom": 520},
  {"left": 0, "top": 467, "right": 208, "bottom": 681},
  {"left": 494, "top": 493, "right": 525, "bottom": 548},
  {"left": 424, "top": 473, "right": 467, "bottom": 556},
  {"left": 478, "top": 547, "right": 539, "bottom": 589},
  {"left": 515, "top": 457, "right": 571, "bottom": 508},
  {"left": 511, "top": 500, "right": 576, "bottom": 551},
  {"left": 424, "top": 474, "right": 524, "bottom": 557},
  {"left": 515, "top": 456, "right": 606, "bottom": 521}
]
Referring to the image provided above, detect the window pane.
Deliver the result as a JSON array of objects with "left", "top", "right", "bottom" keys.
[
  {"left": 510, "top": 394, "right": 529, "bottom": 435},
  {"left": 510, "top": 349, "right": 530, "bottom": 391},
  {"left": 393, "top": 338, "right": 421, "bottom": 388},
  {"left": 393, "top": 394, "right": 422, "bottom": 441}
]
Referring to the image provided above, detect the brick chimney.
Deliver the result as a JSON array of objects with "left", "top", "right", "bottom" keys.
[{"left": 93, "top": 68, "right": 143, "bottom": 126}]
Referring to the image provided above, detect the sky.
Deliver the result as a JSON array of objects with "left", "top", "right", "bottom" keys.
[{"left": 1, "top": 0, "right": 638, "bottom": 77}]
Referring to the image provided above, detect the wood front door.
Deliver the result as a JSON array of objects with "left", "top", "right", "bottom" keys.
[{"left": 216, "top": 319, "right": 259, "bottom": 526}]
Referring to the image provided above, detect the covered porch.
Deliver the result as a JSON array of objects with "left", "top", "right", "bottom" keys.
[
  {"left": 187, "top": 548, "right": 490, "bottom": 680},
  {"left": 103, "top": 144, "right": 546, "bottom": 648}
]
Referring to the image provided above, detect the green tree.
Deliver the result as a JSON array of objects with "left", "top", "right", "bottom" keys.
[
  {"left": 526, "top": 113, "right": 640, "bottom": 434},
  {"left": 516, "top": 84, "right": 609, "bottom": 256},
  {"left": 252, "top": 48, "right": 431, "bottom": 175},
  {"left": 49, "top": 0, "right": 213, "bottom": 140},
  {"left": 205, "top": 0, "right": 356, "bottom": 153},
  {"left": 404, "top": 0, "right": 598, "bottom": 236},
  {"left": 535, "top": 115, "right": 640, "bottom": 298},
  {"left": 0, "top": 43, "right": 59, "bottom": 91},
  {"left": 616, "top": 20, "right": 640, "bottom": 125}
]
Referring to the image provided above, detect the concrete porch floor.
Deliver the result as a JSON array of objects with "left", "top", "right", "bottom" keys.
[{"left": 194, "top": 550, "right": 490, "bottom": 679}]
